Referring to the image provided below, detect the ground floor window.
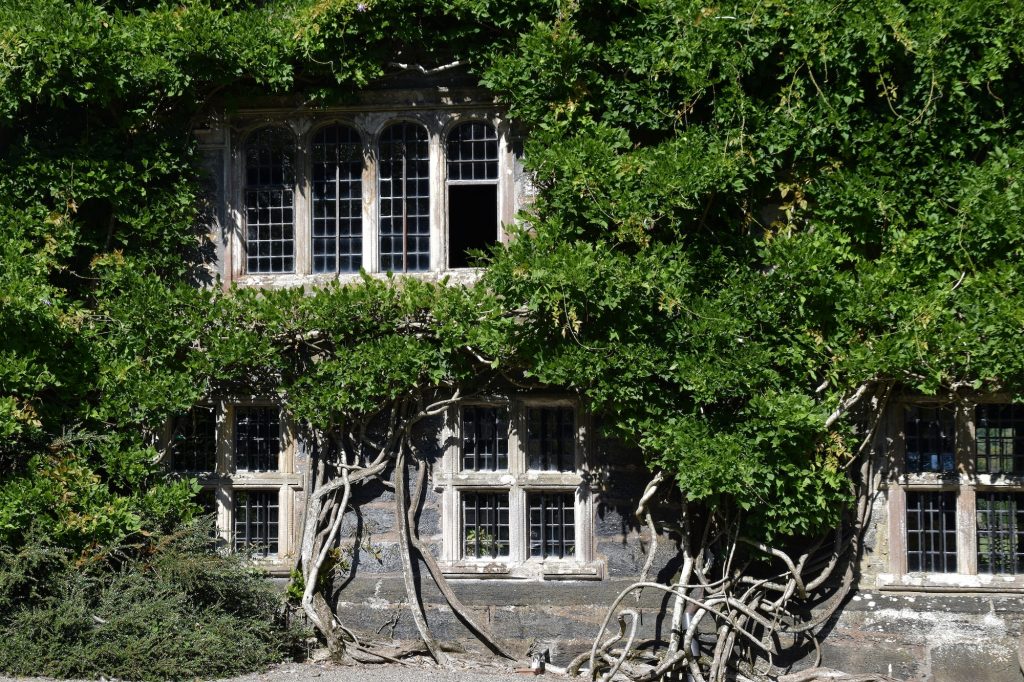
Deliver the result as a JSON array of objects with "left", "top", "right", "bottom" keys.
[
  {"left": 888, "top": 400, "right": 1024, "bottom": 586},
  {"left": 234, "top": 490, "right": 280, "bottom": 557},
  {"left": 905, "top": 491, "right": 957, "bottom": 572},
  {"left": 976, "top": 492, "right": 1024, "bottom": 574},
  {"left": 462, "top": 492, "right": 510, "bottom": 559},
  {"left": 529, "top": 492, "right": 575, "bottom": 559},
  {"left": 167, "top": 401, "right": 300, "bottom": 568},
  {"left": 437, "top": 397, "right": 600, "bottom": 579}
]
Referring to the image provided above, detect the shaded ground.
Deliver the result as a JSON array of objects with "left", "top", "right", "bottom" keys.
[
  {"left": 0, "top": 659, "right": 549, "bottom": 682},
  {"left": 228, "top": 660, "right": 546, "bottom": 682}
]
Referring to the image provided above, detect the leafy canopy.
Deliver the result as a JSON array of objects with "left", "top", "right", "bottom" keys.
[{"left": 1, "top": 0, "right": 1023, "bottom": 558}]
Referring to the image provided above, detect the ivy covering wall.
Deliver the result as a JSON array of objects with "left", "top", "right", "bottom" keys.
[{"left": 1, "top": 0, "right": 1022, "bottom": 677}]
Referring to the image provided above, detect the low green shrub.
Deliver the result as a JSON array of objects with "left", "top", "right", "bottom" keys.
[{"left": 0, "top": 521, "right": 303, "bottom": 681}]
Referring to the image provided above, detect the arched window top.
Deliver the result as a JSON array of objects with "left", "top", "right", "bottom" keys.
[
  {"left": 245, "top": 126, "right": 295, "bottom": 188},
  {"left": 311, "top": 124, "right": 362, "bottom": 163},
  {"left": 447, "top": 121, "right": 498, "bottom": 182},
  {"left": 311, "top": 124, "right": 363, "bottom": 275},
  {"left": 379, "top": 121, "right": 428, "bottom": 160}
]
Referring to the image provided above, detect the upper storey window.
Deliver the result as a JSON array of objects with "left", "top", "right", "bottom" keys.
[
  {"left": 379, "top": 123, "right": 430, "bottom": 273},
  {"left": 311, "top": 124, "right": 363, "bottom": 274},
  {"left": 904, "top": 406, "right": 955, "bottom": 474},
  {"left": 229, "top": 112, "right": 514, "bottom": 283},
  {"left": 976, "top": 404, "right": 1024, "bottom": 475},
  {"left": 244, "top": 127, "right": 295, "bottom": 274},
  {"left": 447, "top": 122, "right": 499, "bottom": 268}
]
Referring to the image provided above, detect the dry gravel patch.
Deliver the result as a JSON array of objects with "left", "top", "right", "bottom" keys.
[
  {"left": 0, "top": 658, "right": 549, "bottom": 682},
  {"left": 226, "top": 660, "right": 543, "bottom": 682}
]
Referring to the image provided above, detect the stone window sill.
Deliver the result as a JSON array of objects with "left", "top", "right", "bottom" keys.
[
  {"left": 440, "top": 559, "right": 603, "bottom": 580},
  {"left": 876, "top": 572, "right": 1024, "bottom": 593},
  {"left": 441, "top": 561, "right": 512, "bottom": 578}
]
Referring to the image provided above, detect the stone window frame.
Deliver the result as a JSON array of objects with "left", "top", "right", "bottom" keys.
[
  {"left": 436, "top": 395, "right": 602, "bottom": 580},
  {"left": 224, "top": 108, "right": 517, "bottom": 288},
  {"left": 167, "top": 398, "right": 302, "bottom": 575},
  {"left": 881, "top": 394, "right": 1024, "bottom": 592}
]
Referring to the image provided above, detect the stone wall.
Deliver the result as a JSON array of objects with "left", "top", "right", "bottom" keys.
[
  {"left": 817, "top": 594, "right": 1022, "bottom": 681},
  {"left": 314, "top": 424, "right": 1024, "bottom": 680},
  {"left": 200, "top": 86, "right": 1024, "bottom": 682},
  {"left": 312, "top": 430, "right": 681, "bottom": 665}
]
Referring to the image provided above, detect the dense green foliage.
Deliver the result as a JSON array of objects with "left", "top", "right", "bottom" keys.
[
  {"left": 1, "top": 0, "right": 1023, "bottom": 674},
  {"left": 0, "top": 522, "right": 298, "bottom": 679},
  {"left": 481, "top": 0, "right": 1024, "bottom": 535}
]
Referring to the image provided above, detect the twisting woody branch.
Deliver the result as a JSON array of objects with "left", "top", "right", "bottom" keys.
[
  {"left": 3, "top": 1, "right": 1024, "bottom": 680},
  {"left": 563, "top": 384, "right": 897, "bottom": 682},
  {"left": 295, "top": 385, "right": 515, "bottom": 664}
]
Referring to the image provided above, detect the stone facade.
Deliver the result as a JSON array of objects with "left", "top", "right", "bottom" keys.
[
  {"left": 195, "top": 79, "right": 1024, "bottom": 680},
  {"left": 316, "top": 432, "right": 678, "bottom": 666}
]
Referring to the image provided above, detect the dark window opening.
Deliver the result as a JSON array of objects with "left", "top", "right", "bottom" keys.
[
  {"left": 447, "top": 122, "right": 499, "bottom": 269},
  {"left": 448, "top": 185, "right": 498, "bottom": 268},
  {"left": 527, "top": 406, "right": 575, "bottom": 471},
  {"left": 196, "top": 488, "right": 219, "bottom": 541},
  {"left": 172, "top": 406, "right": 217, "bottom": 472},
  {"left": 197, "top": 488, "right": 217, "bottom": 516}
]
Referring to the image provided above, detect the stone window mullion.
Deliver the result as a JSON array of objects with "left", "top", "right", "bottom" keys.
[{"left": 958, "top": 401, "right": 978, "bottom": 575}]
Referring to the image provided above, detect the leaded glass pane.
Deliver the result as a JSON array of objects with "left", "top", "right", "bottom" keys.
[
  {"left": 904, "top": 406, "right": 955, "bottom": 474},
  {"left": 379, "top": 123, "right": 429, "bottom": 272},
  {"left": 171, "top": 405, "right": 217, "bottom": 472},
  {"left": 312, "top": 125, "right": 363, "bottom": 273},
  {"left": 234, "top": 406, "right": 280, "bottom": 472},
  {"left": 460, "top": 406, "right": 508, "bottom": 471},
  {"left": 233, "top": 490, "right": 279, "bottom": 557},
  {"left": 446, "top": 122, "right": 498, "bottom": 181},
  {"left": 529, "top": 492, "right": 576, "bottom": 559},
  {"left": 244, "top": 127, "right": 295, "bottom": 274},
  {"left": 977, "top": 492, "right": 1024, "bottom": 574},
  {"left": 906, "top": 491, "right": 957, "bottom": 572},
  {"left": 527, "top": 406, "right": 575, "bottom": 471},
  {"left": 461, "top": 492, "right": 509, "bottom": 559},
  {"left": 976, "top": 405, "right": 1024, "bottom": 475}
]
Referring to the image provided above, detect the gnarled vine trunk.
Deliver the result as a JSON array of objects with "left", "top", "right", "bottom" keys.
[
  {"left": 292, "top": 382, "right": 895, "bottom": 681},
  {"left": 294, "top": 389, "right": 513, "bottom": 665},
  {"left": 564, "top": 383, "right": 894, "bottom": 682}
]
